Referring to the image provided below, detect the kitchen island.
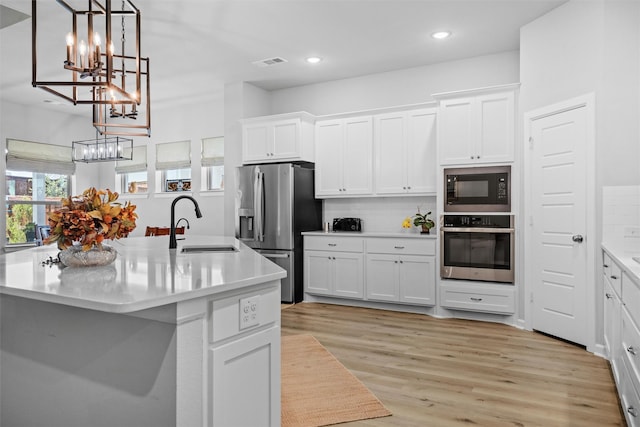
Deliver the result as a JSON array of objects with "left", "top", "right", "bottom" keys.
[{"left": 0, "top": 236, "right": 285, "bottom": 427}]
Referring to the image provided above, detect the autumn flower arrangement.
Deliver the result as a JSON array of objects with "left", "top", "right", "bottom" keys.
[
  {"left": 45, "top": 187, "right": 138, "bottom": 251},
  {"left": 402, "top": 207, "right": 435, "bottom": 234}
]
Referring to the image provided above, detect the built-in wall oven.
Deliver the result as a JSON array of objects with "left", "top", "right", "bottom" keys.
[
  {"left": 440, "top": 214, "right": 514, "bottom": 283},
  {"left": 444, "top": 165, "right": 510, "bottom": 212}
]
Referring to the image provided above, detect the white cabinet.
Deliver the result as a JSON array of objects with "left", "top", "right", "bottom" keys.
[
  {"left": 374, "top": 108, "right": 437, "bottom": 195},
  {"left": 315, "top": 116, "right": 373, "bottom": 197},
  {"left": 304, "top": 236, "right": 364, "bottom": 298},
  {"left": 439, "top": 281, "right": 515, "bottom": 314},
  {"left": 602, "top": 247, "right": 640, "bottom": 427},
  {"left": 242, "top": 112, "right": 315, "bottom": 164},
  {"left": 435, "top": 85, "right": 517, "bottom": 165},
  {"left": 365, "top": 238, "right": 436, "bottom": 306}
]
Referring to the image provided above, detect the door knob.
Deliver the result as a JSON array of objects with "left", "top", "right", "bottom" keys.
[{"left": 572, "top": 234, "right": 584, "bottom": 243}]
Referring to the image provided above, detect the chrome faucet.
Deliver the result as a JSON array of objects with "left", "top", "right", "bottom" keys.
[{"left": 170, "top": 195, "right": 202, "bottom": 249}]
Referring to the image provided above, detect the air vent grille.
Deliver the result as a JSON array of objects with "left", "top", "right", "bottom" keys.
[{"left": 252, "top": 57, "right": 288, "bottom": 67}]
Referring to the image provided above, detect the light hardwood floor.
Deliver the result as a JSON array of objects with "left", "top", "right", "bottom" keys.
[{"left": 281, "top": 302, "right": 625, "bottom": 427}]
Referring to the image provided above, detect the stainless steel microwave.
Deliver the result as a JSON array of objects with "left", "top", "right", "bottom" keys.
[{"left": 444, "top": 165, "right": 511, "bottom": 212}]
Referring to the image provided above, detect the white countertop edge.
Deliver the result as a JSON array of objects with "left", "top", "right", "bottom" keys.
[
  {"left": 0, "top": 270, "right": 286, "bottom": 314},
  {"left": 602, "top": 241, "right": 640, "bottom": 285},
  {"left": 302, "top": 231, "right": 437, "bottom": 239}
]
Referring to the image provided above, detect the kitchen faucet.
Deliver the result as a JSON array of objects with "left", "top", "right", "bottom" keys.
[{"left": 170, "top": 195, "right": 203, "bottom": 249}]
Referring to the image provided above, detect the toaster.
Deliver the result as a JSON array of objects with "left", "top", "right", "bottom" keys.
[{"left": 332, "top": 218, "right": 362, "bottom": 232}]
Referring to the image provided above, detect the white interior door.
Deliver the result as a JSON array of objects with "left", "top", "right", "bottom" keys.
[{"left": 529, "top": 105, "right": 588, "bottom": 346}]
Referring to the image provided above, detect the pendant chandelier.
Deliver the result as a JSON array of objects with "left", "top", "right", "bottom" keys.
[
  {"left": 31, "top": 0, "right": 151, "bottom": 137},
  {"left": 72, "top": 134, "right": 133, "bottom": 163}
]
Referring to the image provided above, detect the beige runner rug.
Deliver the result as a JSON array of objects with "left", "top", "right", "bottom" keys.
[{"left": 281, "top": 334, "right": 391, "bottom": 427}]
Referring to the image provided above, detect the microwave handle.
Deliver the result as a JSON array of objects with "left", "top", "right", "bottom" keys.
[{"left": 441, "top": 227, "right": 514, "bottom": 233}]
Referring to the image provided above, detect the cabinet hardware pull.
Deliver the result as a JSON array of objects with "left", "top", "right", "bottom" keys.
[
  {"left": 603, "top": 264, "right": 609, "bottom": 268},
  {"left": 332, "top": 257, "right": 336, "bottom": 260},
  {"left": 605, "top": 293, "right": 612, "bottom": 299},
  {"left": 394, "top": 246, "right": 405, "bottom": 249},
  {"left": 628, "top": 346, "right": 637, "bottom": 355},
  {"left": 394, "top": 261, "right": 398, "bottom": 264},
  {"left": 400, "top": 260, "right": 403, "bottom": 264},
  {"left": 470, "top": 297, "right": 483, "bottom": 302},
  {"left": 328, "top": 243, "right": 337, "bottom": 247},
  {"left": 628, "top": 406, "right": 638, "bottom": 417},
  {"left": 611, "top": 275, "right": 618, "bottom": 280},
  {"left": 470, "top": 156, "right": 474, "bottom": 159}
]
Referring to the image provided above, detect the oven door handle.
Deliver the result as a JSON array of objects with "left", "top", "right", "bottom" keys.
[{"left": 441, "top": 227, "right": 514, "bottom": 233}]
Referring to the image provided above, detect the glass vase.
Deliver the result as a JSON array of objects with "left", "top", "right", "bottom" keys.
[{"left": 59, "top": 244, "right": 117, "bottom": 268}]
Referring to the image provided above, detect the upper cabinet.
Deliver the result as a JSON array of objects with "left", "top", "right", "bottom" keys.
[
  {"left": 434, "top": 84, "right": 519, "bottom": 166},
  {"left": 315, "top": 116, "right": 374, "bottom": 198},
  {"left": 374, "top": 108, "right": 437, "bottom": 195},
  {"left": 241, "top": 112, "right": 315, "bottom": 164}
]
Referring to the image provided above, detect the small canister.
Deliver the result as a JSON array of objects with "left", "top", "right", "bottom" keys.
[{"left": 323, "top": 222, "right": 331, "bottom": 233}]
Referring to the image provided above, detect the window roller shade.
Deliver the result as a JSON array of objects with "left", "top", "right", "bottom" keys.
[
  {"left": 6, "top": 139, "right": 76, "bottom": 175},
  {"left": 201, "top": 136, "right": 224, "bottom": 166},
  {"left": 156, "top": 140, "right": 191, "bottom": 170}
]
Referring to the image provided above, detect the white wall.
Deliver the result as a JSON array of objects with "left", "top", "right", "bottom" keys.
[
  {"left": 520, "top": 0, "right": 640, "bottom": 343},
  {"left": 270, "top": 51, "right": 520, "bottom": 116}
]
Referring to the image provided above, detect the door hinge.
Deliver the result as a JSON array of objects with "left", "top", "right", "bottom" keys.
[{"left": 529, "top": 136, "right": 534, "bottom": 149}]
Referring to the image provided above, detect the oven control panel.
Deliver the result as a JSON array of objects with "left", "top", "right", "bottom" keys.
[{"left": 441, "top": 215, "right": 512, "bottom": 229}]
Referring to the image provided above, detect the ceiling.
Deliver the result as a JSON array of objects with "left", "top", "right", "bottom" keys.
[{"left": 0, "top": 0, "right": 565, "bottom": 116}]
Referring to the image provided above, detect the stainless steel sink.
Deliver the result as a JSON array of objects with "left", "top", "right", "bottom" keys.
[{"left": 181, "top": 245, "right": 238, "bottom": 253}]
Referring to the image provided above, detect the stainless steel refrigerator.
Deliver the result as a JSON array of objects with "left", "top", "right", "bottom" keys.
[{"left": 236, "top": 163, "right": 322, "bottom": 303}]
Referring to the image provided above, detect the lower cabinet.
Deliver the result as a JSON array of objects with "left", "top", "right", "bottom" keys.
[
  {"left": 439, "top": 281, "right": 515, "bottom": 314},
  {"left": 602, "top": 247, "right": 640, "bottom": 427},
  {"left": 304, "top": 235, "right": 436, "bottom": 307}
]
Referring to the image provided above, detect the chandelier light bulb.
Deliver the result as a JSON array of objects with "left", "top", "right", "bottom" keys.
[
  {"left": 94, "top": 33, "right": 101, "bottom": 66},
  {"left": 65, "top": 32, "right": 74, "bottom": 64},
  {"left": 66, "top": 32, "right": 74, "bottom": 46},
  {"left": 78, "top": 40, "right": 87, "bottom": 68},
  {"left": 94, "top": 33, "right": 101, "bottom": 47}
]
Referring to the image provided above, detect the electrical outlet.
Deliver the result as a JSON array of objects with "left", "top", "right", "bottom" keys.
[
  {"left": 239, "top": 295, "right": 260, "bottom": 330},
  {"left": 624, "top": 226, "right": 640, "bottom": 238}
]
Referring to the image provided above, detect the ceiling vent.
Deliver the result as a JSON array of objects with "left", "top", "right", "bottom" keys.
[{"left": 252, "top": 57, "right": 288, "bottom": 68}]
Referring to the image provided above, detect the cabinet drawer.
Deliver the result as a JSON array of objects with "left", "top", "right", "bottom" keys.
[
  {"left": 366, "top": 238, "right": 435, "bottom": 255},
  {"left": 604, "top": 252, "right": 622, "bottom": 296},
  {"left": 622, "top": 305, "right": 640, "bottom": 392},
  {"left": 620, "top": 362, "right": 640, "bottom": 427},
  {"left": 624, "top": 272, "right": 640, "bottom": 327},
  {"left": 440, "top": 282, "right": 515, "bottom": 314},
  {"left": 305, "top": 236, "right": 364, "bottom": 252}
]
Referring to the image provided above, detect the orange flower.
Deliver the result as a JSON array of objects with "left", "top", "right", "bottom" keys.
[{"left": 44, "top": 187, "right": 138, "bottom": 251}]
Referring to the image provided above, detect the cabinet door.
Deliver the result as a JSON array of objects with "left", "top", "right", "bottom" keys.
[
  {"left": 374, "top": 112, "right": 406, "bottom": 195},
  {"left": 272, "top": 119, "right": 300, "bottom": 160},
  {"left": 243, "top": 123, "right": 271, "bottom": 163},
  {"left": 365, "top": 254, "right": 399, "bottom": 302},
  {"left": 342, "top": 116, "right": 373, "bottom": 196},
  {"left": 438, "top": 98, "right": 475, "bottom": 165},
  {"left": 333, "top": 252, "right": 364, "bottom": 298},
  {"left": 399, "top": 255, "right": 435, "bottom": 305},
  {"left": 476, "top": 91, "right": 515, "bottom": 163},
  {"left": 315, "top": 120, "right": 344, "bottom": 197},
  {"left": 604, "top": 279, "right": 621, "bottom": 381},
  {"left": 211, "top": 326, "right": 280, "bottom": 427},
  {"left": 406, "top": 109, "right": 437, "bottom": 194},
  {"left": 304, "top": 251, "right": 333, "bottom": 295}
]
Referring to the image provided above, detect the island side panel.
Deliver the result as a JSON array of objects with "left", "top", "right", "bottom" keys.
[{"left": 0, "top": 294, "right": 177, "bottom": 427}]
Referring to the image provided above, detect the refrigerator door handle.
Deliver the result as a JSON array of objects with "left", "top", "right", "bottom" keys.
[
  {"left": 260, "top": 253, "right": 290, "bottom": 259},
  {"left": 253, "top": 168, "right": 265, "bottom": 242}
]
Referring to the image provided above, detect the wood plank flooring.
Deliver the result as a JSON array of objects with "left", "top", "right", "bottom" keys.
[{"left": 281, "top": 302, "right": 625, "bottom": 427}]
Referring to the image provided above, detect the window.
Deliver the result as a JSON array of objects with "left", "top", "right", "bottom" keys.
[
  {"left": 201, "top": 136, "right": 224, "bottom": 191},
  {"left": 5, "top": 139, "right": 74, "bottom": 245},
  {"left": 156, "top": 140, "right": 191, "bottom": 192},
  {"left": 116, "top": 145, "right": 148, "bottom": 194}
]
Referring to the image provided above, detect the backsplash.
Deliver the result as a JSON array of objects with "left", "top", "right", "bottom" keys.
[
  {"left": 323, "top": 196, "right": 437, "bottom": 233},
  {"left": 602, "top": 185, "right": 640, "bottom": 249}
]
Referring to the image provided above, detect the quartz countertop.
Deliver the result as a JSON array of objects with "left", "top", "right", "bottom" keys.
[
  {"left": 0, "top": 236, "right": 286, "bottom": 313},
  {"left": 302, "top": 230, "right": 437, "bottom": 239},
  {"left": 602, "top": 240, "right": 640, "bottom": 285}
]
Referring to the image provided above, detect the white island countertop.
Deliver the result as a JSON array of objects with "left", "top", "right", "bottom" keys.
[
  {"left": 0, "top": 236, "right": 286, "bottom": 313},
  {"left": 602, "top": 240, "right": 640, "bottom": 285}
]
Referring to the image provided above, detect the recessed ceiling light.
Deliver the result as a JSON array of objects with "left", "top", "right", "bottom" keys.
[
  {"left": 306, "top": 56, "right": 322, "bottom": 64},
  {"left": 431, "top": 31, "right": 451, "bottom": 40}
]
